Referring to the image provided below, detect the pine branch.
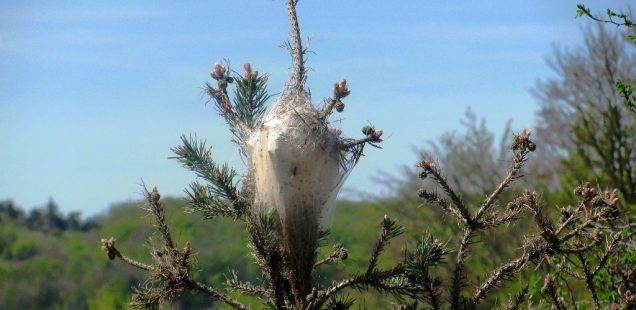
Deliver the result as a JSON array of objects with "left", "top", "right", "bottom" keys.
[
  {"left": 171, "top": 135, "right": 247, "bottom": 218},
  {"left": 245, "top": 212, "right": 289, "bottom": 309},
  {"left": 478, "top": 197, "right": 526, "bottom": 228},
  {"left": 403, "top": 235, "right": 449, "bottom": 310},
  {"left": 143, "top": 185, "right": 177, "bottom": 254},
  {"left": 541, "top": 275, "right": 566, "bottom": 310},
  {"left": 368, "top": 215, "right": 404, "bottom": 274},
  {"left": 187, "top": 279, "right": 251, "bottom": 310},
  {"left": 309, "top": 216, "right": 410, "bottom": 308},
  {"left": 418, "top": 189, "right": 469, "bottom": 226},
  {"left": 592, "top": 232, "right": 622, "bottom": 276},
  {"left": 450, "top": 228, "right": 473, "bottom": 310},
  {"left": 206, "top": 63, "right": 251, "bottom": 144},
  {"left": 233, "top": 63, "right": 272, "bottom": 129},
  {"left": 314, "top": 244, "right": 348, "bottom": 268},
  {"left": 101, "top": 186, "right": 248, "bottom": 310},
  {"left": 474, "top": 129, "right": 534, "bottom": 222},
  {"left": 503, "top": 284, "right": 528, "bottom": 310},
  {"left": 576, "top": 252, "right": 601, "bottom": 310},
  {"left": 100, "top": 237, "right": 154, "bottom": 271},
  {"left": 322, "top": 80, "right": 351, "bottom": 120},
  {"left": 418, "top": 159, "right": 471, "bottom": 225},
  {"left": 184, "top": 182, "right": 237, "bottom": 219},
  {"left": 226, "top": 270, "right": 272, "bottom": 298}
]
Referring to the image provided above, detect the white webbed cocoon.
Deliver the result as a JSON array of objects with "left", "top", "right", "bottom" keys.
[{"left": 248, "top": 92, "right": 348, "bottom": 230}]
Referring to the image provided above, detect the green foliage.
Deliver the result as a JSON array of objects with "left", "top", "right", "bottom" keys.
[
  {"left": 171, "top": 135, "right": 246, "bottom": 219},
  {"left": 617, "top": 79, "right": 636, "bottom": 113},
  {"left": 233, "top": 64, "right": 272, "bottom": 129}
]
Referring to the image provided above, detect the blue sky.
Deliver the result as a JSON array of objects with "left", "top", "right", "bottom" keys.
[{"left": 1, "top": 1, "right": 632, "bottom": 215}]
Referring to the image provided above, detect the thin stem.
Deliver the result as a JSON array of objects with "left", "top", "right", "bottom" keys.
[
  {"left": 450, "top": 228, "right": 473, "bottom": 309},
  {"left": 577, "top": 253, "right": 600, "bottom": 310},
  {"left": 285, "top": 0, "right": 305, "bottom": 91},
  {"left": 474, "top": 149, "right": 527, "bottom": 222},
  {"left": 187, "top": 279, "right": 250, "bottom": 310}
]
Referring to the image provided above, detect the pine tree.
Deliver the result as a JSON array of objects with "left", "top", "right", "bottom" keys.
[{"left": 100, "top": 2, "right": 632, "bottom": 309}]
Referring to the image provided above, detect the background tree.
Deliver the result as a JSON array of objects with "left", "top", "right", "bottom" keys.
[{"left": 532, "top": 23, "right": 636, "bottom": 205}]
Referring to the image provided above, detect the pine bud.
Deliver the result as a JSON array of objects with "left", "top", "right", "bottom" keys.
[
  {"left": 149, "top": 186, "right": 161, "bottom": 204},
  {"left": 333, "top": 79, "right": 350, "bottom": 99},
  {"left": 211, "top": 63, "right": 226, "bottom": 80},
  {"left": 362, "top": 125, "right": 375, "bottom": 136},
  {"left": 214, "top": 168, "right": 223, "bottom": 182}
]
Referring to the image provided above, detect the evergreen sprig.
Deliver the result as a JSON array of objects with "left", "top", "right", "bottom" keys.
[
  {"left": 233, "top": 64, "right": 272, "bottom": 129},
  {"left": 171, "top": 135, "right": 246, "bottom": 218},
  {"left": 184, "top": 182, "right": 234, "bottom": 219}
]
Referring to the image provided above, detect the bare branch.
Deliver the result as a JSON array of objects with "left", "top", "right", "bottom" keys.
[{"left": 285, "top": 0, "right": 305, "bottom": 91}]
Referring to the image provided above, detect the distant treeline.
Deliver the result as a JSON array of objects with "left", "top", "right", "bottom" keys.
[{"left": 0, "top": 200, "right": 99, "bottom": 233}]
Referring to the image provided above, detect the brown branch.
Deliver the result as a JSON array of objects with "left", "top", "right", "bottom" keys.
[
  {"left": 310, "top": 267, "right": 406, "bottom": 308},
  {"left": 474, "top": 148, "right": 528, "bottom": 222},
  {"left": 471, "top": 249, "right": 533, "bottom": 305},
  {"left": 187, "top": 279, "right": 250, "bottom": 310},
  {"left": 314, "top": 244, "right": 348, "bottom": 268},
  {"left": 340, "top": 135, "right": 382, "bottom": 150},
  {"left": 419, "top": 160, "right": 471, "bottom": 225},
  {"left": 322, "top": 98, "right": 339, "bottom": 119},
  {"left": 592, "top": 232, "right": 622, "bottom": 276},
  {"left": 559, "top": 208, "right": 612, "bottom": 243},
  {"left": 367, "top": 215, "right": 401, "bottom": 274},
  {"left": 479, "top": 197, "right": 526, "bottom": 228},
  {"left": 450, "top": 228, "right": 473, "bottom": 309},
  {"left": 577, "top": 252, "right": 600, "bottom": 310},
  {"left": 143, "top": 186, "right": 177, "bottom": 254},
  {"left": 245, "top": 215, "right": 288, "bottom": 309},
  {"left": 541, "top": 275, "right": 566, "bottom": 310},
  {"left": 418, "top": 190, "right": 470, "bottom": 226},
  {"left": 101, "top": 237, "right": 154, "bottom": 271}
]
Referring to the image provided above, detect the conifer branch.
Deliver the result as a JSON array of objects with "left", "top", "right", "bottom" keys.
[
  {"left": 233, "top": 63, "right": 272, "bottom": 129},
  {"left": 474, "top": 129, "right": 534, "bottom": 222},
  {"left": 503, "top": 284, "right": 528, "bottom": 310},
  {"left": 206, "top": 63, "right": 251, "bottom": 144},
  {"left": 100, "top": 237, "right": 154, "bottom": 271},
  {"left": 101, "top": 186, "right": 248, "bottom": 310},
  {"left": 309, "top": 216, "right": 409, "bottom": 308},
  {"left": 418, "top": 159, "right": 471, "bottom": 225},
  {"left": 187, "top": 280, "right": 251, "bottom": 310},
  {"left": 322, "top": 80, "right": 351, "bottom": 120},
  {"left": 367, "top": 215, "right": 404, "bottom": 274},
  {"left": 245, "top": 213, "right": 289, "bottom": 309},
  {"left": 171, "top": 135, "right": 247, "bottom": 218},
  {"left": 314, "top": 244, "right": 348, "bottom": 268},
  {"left": 226, "top": 270, "right": 272, "bottom": 298},
  {"left": 541, "top": 275, "right": 566, "bottom": 310}
]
